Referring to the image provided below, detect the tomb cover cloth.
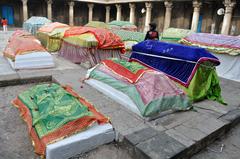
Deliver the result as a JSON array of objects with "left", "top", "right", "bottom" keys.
[
  {"left": 161, "top": 28, "right": 193, "bottom": 42},
  {"left": 88, "top": 58, "right": 190, "bottom": 117},
  {"left": 64, "top": 26, "right": 125, "bottom": 51},
  {"left": 36, "top": 27, "right": 70, "bottom": 52},
  {"left": 10, "top": 30, "right": 32, "bottom": 40},
  {"left": 23, "top": 16, "right": 51, "bottom": 35},
  {"left": 181, "top": 33, "right": 240, "bottom": 55},
  {"left": 38, "top": 22, "right": 69, "bottom": 33},
  {"left": 12, "top": 83, "right": 109, "bottom": 157},
  {"left": 109, "top": 21, "right": 137, "bottom": 32},
  {"left": 101, "top": 58, "right": 151, "bottom": 83},
  {"left": 111, "top": 29, "right": 145, "bottom": 42},
  {"left": 24, "top": 16, "right": 51, "bottom": 25},
  {"left": 85, "top": 21, "right": 110, "bottom": 29},
  {"left": 4, "top": 36, "right": 46, "bottom": 60},
  {"left": 177, "top": 63, "right": 225, "bottom": 104},
  {"left": 63, "top": 33, "right": 98, "bottom": 48},
  {"left": 130, "top": 40, "right": 220, "bottom": 87},
  {"left": 108, "top": 20, "right": 136, "bottom": 27}
]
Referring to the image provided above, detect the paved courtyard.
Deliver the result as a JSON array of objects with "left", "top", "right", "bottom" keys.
[{"left": 1, "top": 30, "right": 240, "bottom": 159}]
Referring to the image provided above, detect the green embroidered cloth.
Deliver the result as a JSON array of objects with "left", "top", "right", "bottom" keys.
[
  {"left": 177, "top": 64, "right": 225, "bottom": 104},
  {"left": 111, "top": 30, "right": 145, "bottom": 42},
  {"left": 18, "top": 83, "right": 93, "bottom": 138},
  {"left": 108, "top": 21, "right": 135, "bottom": 27},
  {"left": 85, "top": 21, "right": 110, "bottom": 29},
  {"left": 161, "top": 28, "right": 194, "bottom": 43},
  {"left": 63, "top": 33, "right": 98, "bottom": 47},
  {"left": 111, "top": 58, "right": 147, "bottom": 73}
]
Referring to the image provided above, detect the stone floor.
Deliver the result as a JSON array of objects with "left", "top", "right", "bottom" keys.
[
  {"left": 1, "top": 31, "right": 240, "bottom": 159},
  {"left": 192, "top": 123, "right": 240, "bottom": 159}
]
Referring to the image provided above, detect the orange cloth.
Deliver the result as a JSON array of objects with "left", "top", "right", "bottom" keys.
[
  {"left": 12, "top": 85, "right": 109, "bottom": 156},
  {"left": 4, "top": 37, "right": 46, "bottom": 60},
  {"left": 1, "top": 19, "right": 8, "bottom": 26},
  {"left": 38, "top": 22, "right": 69, "bottom": 33},
  {"left": 64, "top": 26, "right": 125, "bottom": 51}
]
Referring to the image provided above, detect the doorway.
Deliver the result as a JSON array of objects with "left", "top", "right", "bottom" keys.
[{"left": 1, "top": 5, "right": 14, "bottom": 25}]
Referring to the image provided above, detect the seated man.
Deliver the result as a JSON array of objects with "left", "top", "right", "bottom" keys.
[{"left": 144, "top": 23, "right": 159, "bottom": 40}]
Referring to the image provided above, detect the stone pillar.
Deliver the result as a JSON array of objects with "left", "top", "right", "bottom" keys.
[
  {"left": 221, "top": 0, "right": 236, "bottom": 35},
  {"left": 191, "top": 0, "right": 202, "bottom": 32},
  {"left": 163, "top": 0, "right": 173, "bottom": 30},
  {"left": 105, "top": 6, "right": 110, "bottom": 23},
  {"left": 129, "top": 3, "right": 136, "bottom": 24},
  {"left": 22, "top": 0, "right": 28, "bottom": 21},
  {"left": 116, "top": 4, "right": 122, "bottom": 21},
  {"left": 88, "top": 3, "right": 94, "bottom": 22},
  {"left": 47, "top": 0, "right": 52, "bottom": 20},
  {"left": 144, "top": 2, "right": 152, "bottom": 32},
  {"left": 68, "top": 1, "right": 75, "bottom": 26}
]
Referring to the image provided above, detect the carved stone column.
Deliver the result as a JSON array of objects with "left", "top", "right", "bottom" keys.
[
  {"left": 47, "top": 0, "right": 53, "bottom": 20},
  {"left": 221, "top": 0, "right": 236, "bottom": 35},
  {"left": 68, "top": 1, "right": 75, "bottom": 26},
  {"left": 105, "top": 6, "right": 110, "bottom": 23},
  {"left": 163, "top": 0, "right": 173, "bottom": 30},
  {"left": 88, "top": 3, "right": 94, "bottom": 22},
  {"left": 116, "top": 4, "right": 122, "bottom": 21},
  {"left": 129, "top": 3, "right": 136, "bottom": 24},
  {"left": 144, "top": 2, "right": 152, "bottom": 32},
  {"left": 191, "top": 0, "right": 202, "bottom": 32},
  {"left": 22, "top": 0, "right": 28, "bottom": 21}
]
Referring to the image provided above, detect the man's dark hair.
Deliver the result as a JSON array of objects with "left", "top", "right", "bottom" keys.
[
  {"left": 149, "top": 23, "right": 157, "bottom": 30},
  {"left": 3, "top": 18, "right": 5, "bottom": 20}
]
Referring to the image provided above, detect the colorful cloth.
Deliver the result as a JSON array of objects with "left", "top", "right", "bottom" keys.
[
  {"left": 38, "top": 22, "right": 68, "bottom": 33},
  {"left": 102, "top": 59, "right": 150, "bottom": 83},
  {"left": 12, "top": 83, "right": 109, "bottom": 157},
  {"left": 23, "top": 16, "right": 51, "bottom": 35},
  {"left": 130, "top": 40, "right": 220, "bottom": 86},
  {"left": 8, "top": 30, "right": 32, "bottom": 41},
  {"left": 111, "top": 30, "right": 145, "bottom": 42},
  {"left": 88, "top": 58, "right": 190, "bottom": 117},
  {"left": 36, "top": 27, "right": 70, "bottom": 52},
  {"left": 161, "top": 28, "right": 193, "bottom": 43},
  {"left": 180, "top": 33, "right": 240, "bottom": 55},
  {"left": 4, "top": 31, "right": 46, "bottom": 60},
  {"left": 177, "top": 64, "right": 224, "bottom": 103},
  {"left": 109, "top": 21, "right": 137, "bottom": 32},
  {"left": 130, "top": 41, "right": 224, "bottom": 103},
  {"left": 124, "top": 41, "right": 138, "bottom": 51},
  {"left": 63, "top": 33, "right": 98, "bottom": 48},
  {"left": 85, "top": 21, "right": 110, "bottom": 29},
  {"left": 64, "top": 26, "right": 125, "bottom": 51},
  {"left": 59, "top": 40, "right": 121, "bottom": 65}
]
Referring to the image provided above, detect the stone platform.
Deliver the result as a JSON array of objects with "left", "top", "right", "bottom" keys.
[
  {"left": 0, "top": 58, "right": 239, "bottom": 159},
  {"left": 1, "top": 32, "right": 240, "bottom": 159}
]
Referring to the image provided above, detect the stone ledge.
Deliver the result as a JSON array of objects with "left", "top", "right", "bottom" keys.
[{"left": 1, "top": 66, "right": 240, "bottom": 159}]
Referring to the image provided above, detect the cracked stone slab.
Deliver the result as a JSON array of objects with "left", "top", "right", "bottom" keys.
[
  {"left": 124, "top": 127, "right": 159, "bottom": 146},
  {"left": 136, "top": 132, "right": 186, "bottom": 159}
]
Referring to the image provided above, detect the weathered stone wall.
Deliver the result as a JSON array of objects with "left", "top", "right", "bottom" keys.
[
  {"left": 121, "top": 3, "right": 130, "bottom": 21},
  {"left": 74, "top": 2, "right": 88, "bottom": 25},
  {"left": 170, "top": 2, "right": 192, "bottom": 29},
  {"left": 231, "top": 3, "right": 240, "bottom": 35},
  {"left": 152, "top": 2, "right": 165, "bottom": 32},
  {"left": 135, "top": 3, "right": 145, "bottom": 32},
  {"left": 28, "top": 0, "right": 46, "bottom": 18},
  {"left": 93, "top": 3, "right": 105, "bottom": 22},
  {"left": 52, "top": 1, "right": 69, "bottom": 24},
  {"left": 109, "top": 4, "right": 116, "bottom": 22}
]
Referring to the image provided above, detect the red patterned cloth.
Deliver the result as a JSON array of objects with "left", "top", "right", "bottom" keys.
[{"left": 64, "top": 26, "right": 125, "bottom": 52}]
